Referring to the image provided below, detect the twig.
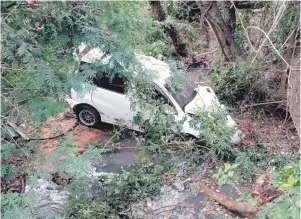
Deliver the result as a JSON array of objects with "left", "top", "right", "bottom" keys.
[
  {"left": 285, "top": 125, "right": 293, "bottom": 148},
  {"left": 153, "top": 204, "right": 193, "bottom": 216},
  {"left": 6, "top": 120, "right": 29, "bottom": 140},
  {"left": 1, "top": 66, "right": 58, "bottom": 72},
  {"left": 134, "top": 204, "right": 193, "bottom": 216},
  {"left": 246, "top": 26, "right": 299, "bottom": 71},
  {"left": 103, "top": 126, "right": 128, "bottom": 148},
  {"left": 193, "top": 49, "right": 218, "bottom": 58},
  {"left": 243, "top": 100, "right": 286, "bottom": 108},
  {"left": 21, "top": 177, "right": 25, "bottom": 193},
  {"left": 231, "top": 0, "right": 295, "bottom": 71},
  {"left": 249, "top": 1, "right": 287, "bottom": 65},
  {"left": 2, "top": 1, "right": 22, "bottom": 22},
  {"left": 1, "top": 127, "right": 32, "bottom": 159},
  {"left": 278, "top": 29, "right": 299, "bottom": 51}
]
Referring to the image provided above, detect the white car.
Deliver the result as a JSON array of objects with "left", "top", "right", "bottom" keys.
[{"left": 66, "top": 44, "right": 242, "bottom": 144}]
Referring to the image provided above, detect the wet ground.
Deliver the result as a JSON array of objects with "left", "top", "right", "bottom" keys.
[
  {"left": 28, "top": 111, "right": 241, "bottom": 219},
  {"left": 91, "top": 122, "right": 240, "bottom": 219}
]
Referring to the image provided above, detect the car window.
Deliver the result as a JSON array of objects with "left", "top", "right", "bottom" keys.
[
  {"left": 92, "top": 75, "right": 126, "bottom": 94},
  {"left": 152, "top": 88, "right": 177, "bottom": 115},
  {"left": 153, "top": 89, "right": 169, "bottom": 104},
  {"left": 78, "top": 62, "right": 127, "bottom": 94}
]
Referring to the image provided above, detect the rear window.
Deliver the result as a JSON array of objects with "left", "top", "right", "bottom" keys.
[{"left": 79, "top": 62, "right": 127, "bottom": 94}]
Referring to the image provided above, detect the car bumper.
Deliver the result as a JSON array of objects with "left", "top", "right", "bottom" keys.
[{"left": 65, "top": 97, "right": 79, "bottom": 109}]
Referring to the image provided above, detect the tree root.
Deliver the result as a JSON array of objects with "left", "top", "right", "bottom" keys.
[{"left": 198, "top": 182, "right": 255, "bottom": 215}]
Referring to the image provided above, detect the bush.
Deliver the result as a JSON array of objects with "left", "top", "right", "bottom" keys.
[
  {"left": 1, "top": 193, "right": 32, "bottom": 219},
  {"left": 209, "top": 62, "right": 273, "bottom": 106},
  {"left": 64, "top": 151, "right": 166, "bottom": 218},
  {"left": 256, "top": 161, "right": 300, "bottom": 219}
]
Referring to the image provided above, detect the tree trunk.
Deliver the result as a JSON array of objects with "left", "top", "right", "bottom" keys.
[
  {"left": 234, "top": 1, "right": 266, "bottom": 9},
  {"left": 198, "top": 182, "right": 254, "bottom": 215},
  {"left": 278, "top": 29, "right": 298, "bottom": 94},
  {"left": 218, "top": 1, "right": 236, "bottom": 35},
  {"left": 150, "top": 1, "right": 188, "bottom": 57},
  {"left": 196, "top": 1, "right": 244, "bottom": 61},
  {"left": 287, "top": 53, "right": 300, "bottom": 137}
]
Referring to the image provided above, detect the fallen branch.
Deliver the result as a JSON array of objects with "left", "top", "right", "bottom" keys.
[
  {"left": 193, "top": 49, "right": 218, "bottom": 58},
  {"left": 6, "top": 120, "right": 29, "bottom": 140},
  {"left": 2, "top": 1, "right": 22, "bottom": 22},
  {"left": 103, "top": 126, "right": 128, "bottom": 148},
  {"left": 198, "top": 181, "right": 255, "bottom": 215},
  {"left": 243, "top": 100, "right": 286, "bottom": 108}
]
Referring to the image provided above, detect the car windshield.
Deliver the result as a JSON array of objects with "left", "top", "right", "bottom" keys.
[{"left": 165, "top": 81, "right": 197, "bottom": 110}]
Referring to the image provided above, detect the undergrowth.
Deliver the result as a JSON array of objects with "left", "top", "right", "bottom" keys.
[
  {"left": 64, "top": 150, "right": 166, "bottom": 218},
  {"left": 209, "top": 61, "right": 275, "bottom": 106}
]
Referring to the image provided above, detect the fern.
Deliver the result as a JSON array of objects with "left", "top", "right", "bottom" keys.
[
  {"left": 25, "top": 99, "right": 67, "bottom": 123},
  {"left": 1, "top": 193, "right": 32, "bottom": 219}
]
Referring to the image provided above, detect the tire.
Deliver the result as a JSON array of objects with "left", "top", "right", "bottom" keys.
[{"left": 76, "top": 105, "right": 100, "bottom": 127}]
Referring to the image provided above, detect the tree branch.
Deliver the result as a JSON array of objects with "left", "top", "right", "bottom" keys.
[
  {"left": 234, "top": 1, "right": 266, "bottom": 10},
  {"left": 2, "top": 1, "right": 22, "bottom": 22}
]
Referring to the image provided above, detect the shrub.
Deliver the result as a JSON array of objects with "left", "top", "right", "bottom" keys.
[
  {"left": 257, "top": 161, "right": 300, "bottom": 219},
  {"left": 209, "top": 62, "right": 273, "bottom": 106}
]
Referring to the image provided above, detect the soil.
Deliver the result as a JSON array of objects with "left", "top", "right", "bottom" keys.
[
  {"left": 237, "top": 110, "right": 300, "bottom": 155},
  {"left": 1, "top": 154, "right": 26, "bottom": 193}
]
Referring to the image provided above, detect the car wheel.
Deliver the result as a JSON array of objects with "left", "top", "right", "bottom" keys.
[{"left": 77, "top": 105, "right": 100, "bottom": 127}]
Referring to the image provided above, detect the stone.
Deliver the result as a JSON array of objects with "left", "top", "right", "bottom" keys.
[
  {"left": 25, "top": 178, "right": 70, "bottom": 218},
  {"left": 173, "top": 179, "right": 185, "bottom": 191},
  {"left": 220, "top": 184, "right": 239, "bottom": 200}
]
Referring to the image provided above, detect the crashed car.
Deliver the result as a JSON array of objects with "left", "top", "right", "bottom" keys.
[{"left": 66, "top": 44, "right": 242, "bottom": 144}]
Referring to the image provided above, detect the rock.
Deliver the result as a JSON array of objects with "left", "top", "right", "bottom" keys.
[
  {"left": 173, "top": 179, "right": 185, "bottom": 191},
  {"left": 220, "top": 184, "right": 239, "bottom": 200},
  {"left": 25, "top": 178, "right": 70, "bottom": 218}
]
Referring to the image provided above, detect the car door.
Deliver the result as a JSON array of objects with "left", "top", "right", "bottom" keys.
[{"left": 91, "top": 74, "right": 131, "bottom": 126}]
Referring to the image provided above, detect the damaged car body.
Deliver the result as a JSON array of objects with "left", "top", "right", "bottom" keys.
[{"left": 66, "top": 44, "right": 242, "bottom": 144}]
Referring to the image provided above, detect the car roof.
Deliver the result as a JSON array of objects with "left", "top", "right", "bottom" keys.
[{"left": 74, "top": 43, "right": 171, "bottom": 85}]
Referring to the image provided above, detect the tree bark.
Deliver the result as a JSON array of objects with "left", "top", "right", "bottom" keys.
[
  {"left": 278, "top": 29, "right": 298, "bottom": 94},
  {"left": 150, "top": 1, "right": 188, "bottom": 57},
  {"left": 198, "top": 182, "right": 255, "bottom": 215},
  {"left": 234, "top": 1, "right": 266, "bottom": 9},
  {"left": 196, "top": 1, "right": 244, "bottom": 61},
  {"left": 218, "top": 1, "right": 236, "bottom": 35},
  {"left": 287, "top": 53, "right": 300, "bottom": 137}
]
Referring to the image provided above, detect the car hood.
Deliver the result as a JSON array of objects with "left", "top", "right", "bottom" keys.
[
  {"left": 184, "top": 86, "right": 221, "bottom": 114},
  {"left": 184, "top": 86, "right": 237, "bottom": 126}
]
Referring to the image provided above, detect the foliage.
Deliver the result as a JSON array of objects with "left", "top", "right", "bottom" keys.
[
  {"left": 1, "top": 193, "right": 32, "bottom": 219},
  {"left": 189, "top": 108, "right": 238, "bottom": 161},
  {"left": 234, "top": 145, "right": 269, "bottom": 180},
  {"left": 234, "top": 9, "right": 252, "bottom": 51},
  {"left": 97, "top": 1, "right": 170, "bottom": 56},
  {"left": 25, "top": 99, "right": 67, "bottom": 123},
  {"left": 273, "top": 162, "right": 300, "bottom": 189},
  {"left": 45, "top": 137, "right": 104, "bottom": 179},
  {"left": 1, "top": 1, "right": 169, "bottom": 123},
  {"left": 235, "top": 144, "right": 292, "bottom": 180},
  {"left": 1, "top": 164, "right": 18, "bottom": 180},
  {"left": 256, "top": 162, "right": 300, "bottom": 219},
  {"left": 101, "top": 151, "right": 165, "bottom": 215},
  {"left": 64, "top": 150, "right": 165, "bottom": 218},
  {"left": 213, "top": 163, "right": 239, "bottom": 185},
  {"left": 210, "top": 61, "right": 274, "bottom": 106},
  {"left": 273, "top": 3, "right": 300, "bottom": 53},
  {"left": 1, "top": 141, "right": 37, "bottom": 183}
]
